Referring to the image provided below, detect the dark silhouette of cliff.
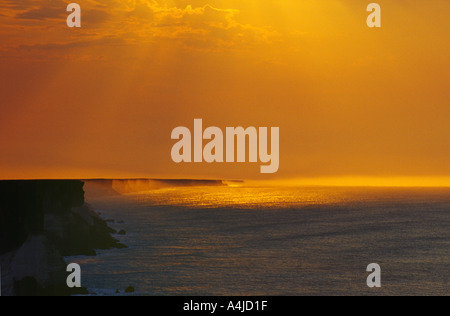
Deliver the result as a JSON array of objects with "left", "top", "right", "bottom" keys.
[
  {"left": 0, "top": 180, "right": 126, "bottom": 296},
  {"left": 0, "top": 181, "right": 81, "bottom": 254}
]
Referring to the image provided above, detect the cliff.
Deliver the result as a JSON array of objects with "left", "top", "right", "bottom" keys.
[
  {"left": 0, "top": 180, "right": 126, "bottom": 296},
  {"left": 84, "top": 178, "right": 226, "bottom": 197}
]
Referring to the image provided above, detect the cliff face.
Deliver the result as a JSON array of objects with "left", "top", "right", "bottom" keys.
[
  {"left": 0, "top": 180, "right": 84, "bottom": 255},
  {"left": 84, "top": 178, "right": 225, "bottom": 197},
  {"left": 0, "top": 180, "right": 125, "bottom": 296}
]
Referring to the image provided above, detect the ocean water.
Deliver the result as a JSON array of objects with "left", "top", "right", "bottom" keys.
[{"left": 67, "top": 186, "right": 450, "bottom": 296}]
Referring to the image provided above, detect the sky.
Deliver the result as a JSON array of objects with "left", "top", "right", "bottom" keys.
[{"left": 0, "top": 0, "right": 449, "bottom": 183}]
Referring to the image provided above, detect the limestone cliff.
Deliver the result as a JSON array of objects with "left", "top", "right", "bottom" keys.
[
  {"left": 84, "top": 178, "right": 226, "bottom": 197},
  {"left": 0, "top": 180, "right": 125, "bottom": 296}
]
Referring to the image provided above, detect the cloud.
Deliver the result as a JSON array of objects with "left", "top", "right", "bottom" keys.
[
  {"left": 83, "top": 9, "right": 112, "bottom": 25},
  {"left": 0, "top": 0, "right": 38, "bottom": 10},
  {"left": 120, "top": 2, "right": 275, "bottom": 48},
  {"left": 15, "top": 6, "right": 65, "bottom": 20},
  {"left": 0, "top": 0, "right": 69, "bottom": 20},
  {"left": 1, "top": 0, "right": 275, "bottom": 60}
]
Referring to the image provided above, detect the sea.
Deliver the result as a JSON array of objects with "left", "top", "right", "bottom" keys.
[{"left": 66, "top": 186, "right": 450, "bottom": 296}]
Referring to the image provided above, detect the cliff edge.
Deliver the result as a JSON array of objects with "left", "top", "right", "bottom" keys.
[{"left": 0, "top": 180, "right": 126, "bottom": 296}]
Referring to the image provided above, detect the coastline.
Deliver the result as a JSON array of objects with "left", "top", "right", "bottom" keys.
[{"left": 0, "top": 180, "right": 126, "bottom": 296}]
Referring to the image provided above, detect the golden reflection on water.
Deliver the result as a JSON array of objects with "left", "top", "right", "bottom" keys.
[
  {"left": 130, "top": 186, "right": 384, "bottom": 209},
  {"left": 127, "top": 185, "right": 450, "bottom": 210}
]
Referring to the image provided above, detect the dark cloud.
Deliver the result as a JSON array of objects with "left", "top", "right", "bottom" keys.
[
  {"left": 0, "top": 0, "right": 38, "bottom": 10},
  {"left": 83, "top": 9, "right": 111, "bottom": 25},
  {"left": 15, "top": 6, "right": 65, "bottom": 20},
  {"left": 0, "top": 0, "right": 69, "bottom": 20}
]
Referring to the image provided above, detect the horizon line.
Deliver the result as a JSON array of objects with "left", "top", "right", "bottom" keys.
[{"left": 1, "top": 176, "right": 450, "bottom": 188}]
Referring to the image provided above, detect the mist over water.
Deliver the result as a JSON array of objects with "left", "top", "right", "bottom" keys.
[{"left": 68, "top": 186, "right": 450, "bottom": 295}]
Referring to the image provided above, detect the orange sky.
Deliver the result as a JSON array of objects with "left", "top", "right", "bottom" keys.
[{"left": 0, "top": 1, "right": 449, "bottom": 183}]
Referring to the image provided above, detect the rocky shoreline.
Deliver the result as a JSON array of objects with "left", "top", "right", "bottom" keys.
[{"left": 0, "top": 180, "right": 126, "bottom": 296}]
